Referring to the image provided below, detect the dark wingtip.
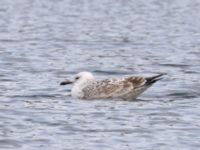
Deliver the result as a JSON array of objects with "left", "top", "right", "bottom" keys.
[{"left": 145, "top": 73, "right": 166, "bottom": 85}]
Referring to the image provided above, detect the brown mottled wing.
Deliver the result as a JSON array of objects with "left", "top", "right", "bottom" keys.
[
  {"left": 125, "top": 76, "right": 146, "bottom": 88},
  {"left": 82, "top": 77, "right": 146, "bottom": 99}
]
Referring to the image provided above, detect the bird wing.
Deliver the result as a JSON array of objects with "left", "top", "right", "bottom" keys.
[{"left": 82, "top": 77, "right": 146, "bottom": 99}]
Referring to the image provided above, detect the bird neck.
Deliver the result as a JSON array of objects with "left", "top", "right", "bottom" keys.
[{"left": 71, "top": 79, "right": 94, "bottom": 98}]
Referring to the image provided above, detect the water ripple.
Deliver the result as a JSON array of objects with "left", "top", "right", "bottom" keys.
[{"left": 0, "top": 0, "right": 200, "bottom": 149}]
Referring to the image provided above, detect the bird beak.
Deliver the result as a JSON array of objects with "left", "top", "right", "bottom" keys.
[{"left": 60, "top": 79, "right": 73, "bottom": 85}]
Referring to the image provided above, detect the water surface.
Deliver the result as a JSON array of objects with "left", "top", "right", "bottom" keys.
[{"left": 0, "top": 0, "right": 200, "bottom": 149}]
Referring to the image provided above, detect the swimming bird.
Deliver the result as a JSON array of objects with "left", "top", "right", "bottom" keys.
[{"left": 60, "top": 72, "right": 165, "bottom": 100}]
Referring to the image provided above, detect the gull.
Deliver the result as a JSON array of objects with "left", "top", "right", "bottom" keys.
[{"left": 60, "top": 72, "right": 165, "bottom": 100}]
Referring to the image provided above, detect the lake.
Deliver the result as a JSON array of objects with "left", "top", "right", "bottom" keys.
[{"left": 0, "top": 0, "right": 200, "bottom": 149}]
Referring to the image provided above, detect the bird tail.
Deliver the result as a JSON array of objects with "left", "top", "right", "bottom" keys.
[{"left": 145, "top": 73, "right": 166, "bottom": 86}]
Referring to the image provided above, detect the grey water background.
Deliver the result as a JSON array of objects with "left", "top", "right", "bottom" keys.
[{"left": 0, "top": 0, "right": 200, "bottom": 149}]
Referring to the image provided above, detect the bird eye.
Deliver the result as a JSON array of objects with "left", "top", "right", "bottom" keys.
[{"left": 75, "top": 77, "right": 79, "bottom": 80}]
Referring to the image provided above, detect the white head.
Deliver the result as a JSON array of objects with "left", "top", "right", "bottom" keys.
[{"left": 60, "top": 72, "right": 95, "bottom": 85}]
